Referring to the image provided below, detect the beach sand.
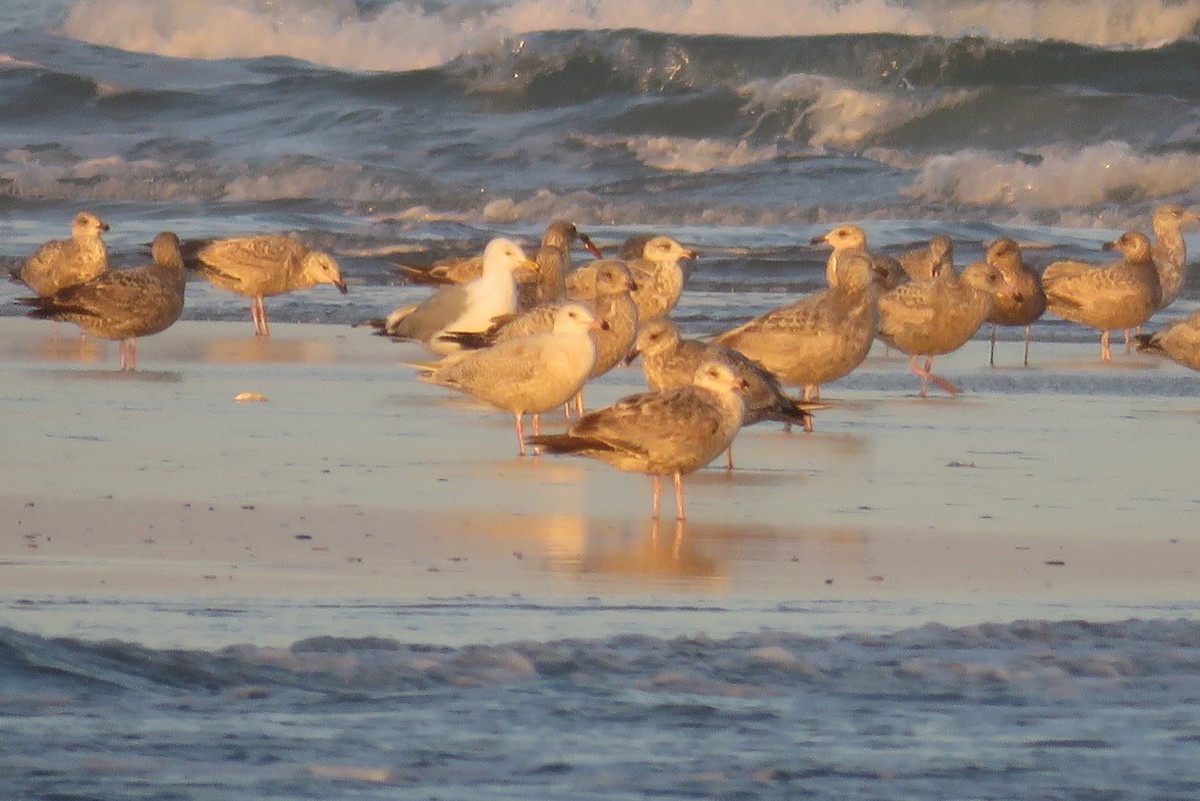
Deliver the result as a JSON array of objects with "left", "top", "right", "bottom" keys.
[{"left": 1, "top": 318, "right": 1197, "bottom": 644}]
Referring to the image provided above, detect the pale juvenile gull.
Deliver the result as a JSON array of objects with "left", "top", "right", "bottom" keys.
[
  {"left": 408, "top": 304, "right": 601, "bottom": 457},
  {"left": 1149, "top": 204, "right": 1200, "bottom": 311},
  {"left": 713, "top": 242, "right": 880, "bottom": 403},
  {"left": 188, "top": 234, "right": 347, "bottom": 336},
  {"left": 19, "top": 232, "right": 186, "bottom": 371},
  {"left": 816, "top": 224, "right": 871, "bottom": 289},
  {"left": 19, "top": 211, "right": 110, "bottom": 296},
  {"left": 530, "top": 359, "right": 748, "bottom": 520},
  {"left": 981, "top": 238, "right": 1046, "bottom": 367},
  {"left": 1135, "top": 309, "right": 1200, "bottom": 372},
  {"left": 441, "top": 261, "right": 635, "bottom": 415},
  {"left": 1042, "top": 231, "right": 1161, "bottom": 362},
  {"left": 372, "top": 238, "right": 536, "bottom": 356},
  {"left": 567, "top": 235, "right": 697, "bottom": 322},
  {"left": 394, "top": 220, "right": 603, "bottom": 309},
  {"left": 877, "top": 257, "right": 1002, "bottom": 397},
  {"left": 628, "top": 318, "right": 819, "bottom": 458}
]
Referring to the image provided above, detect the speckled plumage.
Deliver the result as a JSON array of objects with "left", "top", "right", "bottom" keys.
[
  {"left": 1150, "top": 204, "right": 1200, "bottom": 311},
  {"left": 189, "top": 234, "right": 346, "bottom": 336},
  {"left": 1043, "top": 231, "right": 1161, "bottom": 362},
  {"left": 877, "top": 259, "right": 1001, "bottom": 396},
  {"left": 410, "top": 304, "right": 600, "bottom": 456},
  {"left": 982, "top": 238, "right": 1046, "bottom": 366},
  {"left": 713, "top": 248, "right": 879, "bottom": 401},
  {"left": 631, "top": 318, "right": 815, "bottom": 429},
  {"left": 567, "top": 235, "right": 696, "bottom": 322},
  {"left": 19, "top": 211, "right": 110, "bottom": 297},
  {"left": 1135, "top": 309, "right": 1200, "bottom": 372},
  {"left": 21, "top": 232, "right": 185, "bottom": 370},
  {"left": 530, "top": 360, "right": 747, "bottom": 519}
]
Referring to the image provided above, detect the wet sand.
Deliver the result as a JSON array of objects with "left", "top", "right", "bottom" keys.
[{"left": 1, "top": 318, "right": 1197, "bottom": 642}]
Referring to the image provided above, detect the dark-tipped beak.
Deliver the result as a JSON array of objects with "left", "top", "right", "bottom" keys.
[
  {"left": 684, "top": 248, "right": 699, "bottom": 260},
  {"left": 810, "top": 235, "right": 827, "bottom": 246},
  {"left": 624, "top": 348, "right": 641, "bottom": 366},
  {"left": 1102, "top": 240, "right": 1117, "bottom": 252},
  {"left": 335, "top": 279, "right": 349, "bottom": 295},
  {"left": 628, "top": 279, "right": 639, "bottom": 291},
  {"left": 100, "top": 223, "right": 111, "bottom": 232},
  {"left": 579, "top": 233, "right": 603, "bottom": 260}
]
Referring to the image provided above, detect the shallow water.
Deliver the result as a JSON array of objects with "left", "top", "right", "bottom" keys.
[{"left": 2, "top": 2, "right": 1199, "bottom": 798}]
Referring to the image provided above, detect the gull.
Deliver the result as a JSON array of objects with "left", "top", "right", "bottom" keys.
[
  {"left": 713, "top": 244, "right": 880, "bottom": 403},
  {"left": 1042, "top": 231, "right": 1161, "bottom": 362},
  {"left": 628, "top": 318, "right": 819, "bottom": 453},
  {"left": 371, "top": 238, "right": 536, "bottom": 355},
  {"left": 440, "top": 261, "right": 636, "bottom": 415},
  {"left": 1149, "top": 204, "right": 1200, "bottom": 311},
  {"left": 567, "top": 235, "right": 697, "bottom": 322},
  {"left": 187, "top": 234, "right": 346, "bottom": 336},
  {"left": 877, "top": 257, "right": 1002, "bottom": 397},
  {"left": 19, "top": 232, "right": 186, "bottom": 371},
  {"left": 981, "top": 238, "right": 1046, "bottom": 366},
  {"left": 1135, "top": 309, "right": 1200, "bottom": 372},
  {"left": 19, "top": 211, "right": 110, "bottom": 296},
  {"left": 408, "top": 304, "right": 601, "bottom": 456},
  {"left": 530, "top": 359, "right": 748, "bottom": 520},
  {"left": 895, "top": 234, "right": 954, "bottom": 282}
]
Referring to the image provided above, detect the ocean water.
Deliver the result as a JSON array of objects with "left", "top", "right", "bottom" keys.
[{"left": 3, "top": 1, "right": 1200, "bottom": 798}]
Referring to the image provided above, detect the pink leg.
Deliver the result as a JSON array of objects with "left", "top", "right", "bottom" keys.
[
  {"left": 673, "top": 473, "right": 686, "bottom": 520},
  {"left": 118, "top": 338, "right": 138, "bottom": 371},
  {"left": 574, "top": 391, "right": 585, "bottom": 417},
  {"left": 989, "top": 324, "right": 997, "bottom": 367},
  {"left": 910, "top": 354, "right": 960, "bottom": 396},
  {"left": 1100, "top": 330, "right": 1111, "bottom": 362},
  {"left": 1023, "top": 325, "right": 1032, "bottom": 367},
  {"left": 724, "top": 444, "right": 734, "bottom": 471},
  {"left": 650, "top": 475, "right": 662, "bottom": 520},
  {"left": 513, "top": 413, "right": 526, "bottom": 457},
  {"left": 530, "top": 413, "right": 543, "bottom": 456}
]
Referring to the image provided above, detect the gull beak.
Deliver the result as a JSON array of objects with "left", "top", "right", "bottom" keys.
[
  {"left": 334, "top": 278, "right": 349, "bottom": 295},
  {"left": 592, "top": 318, "right": 610, "bottom": 332},
  {"left": 810, "top": 234, "right": 828, "bottom": 246},
  {"left": 579, "top": 233, "right": 604, "bottom": 260},
  {"left": 1102, "top": 240, "right": 1118, "bottom": 252},
  {"left": 100, "top": 222, "right": 111, "bottom": 232},
  {"left": 623, "top": 348, "right": 641, "bottom": 366}
]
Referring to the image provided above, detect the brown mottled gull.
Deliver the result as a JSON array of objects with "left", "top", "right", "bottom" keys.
[
  {"left": 567, "top": 235, "right": 697, "bottom": 322},
  {"left": 20, "top": 232, "right": 186, "bottom": 371},
  {"left": 982, "top": 238, "right": 1046, "bottom": 367},
  {"left": 877, "top": 259, "right": 1001, "bottom": 397},
  {"left": 896, "top": 234, "right": 954, "bottom": 282},
  {"left": 371, "top": 238, "right": 536, "bottom": 356},
  {"left": 1135, "top": 309, "right": 1200, "bottom": 372},
  {"left": 1042, "top": 231, "right": 1161, "bottom": 362},
  {"left": 530, "top": 360, "right": 748, "bottom": 520},
  {"left": 1150, "top": 204, "right": 1200, "bottom": 311},
  {"left": 408, "top": 304, "right": 600, "bottom": 456},
  {"left": 188, "top": 234, "right": 346, "bottom": 336},
  {"left": 19, "top": 211, "right": 110, "bottom": 296},
  {"left": 630, "top": 318, "right": 818, "bottom": 428},
  {"left": 713, "top": 246, "right": 879, "bottom": 402}
]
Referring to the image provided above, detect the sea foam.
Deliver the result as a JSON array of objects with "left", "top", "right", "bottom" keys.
[{"left": 58, "top": 0, "right": 1200, "bottom": 74}]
